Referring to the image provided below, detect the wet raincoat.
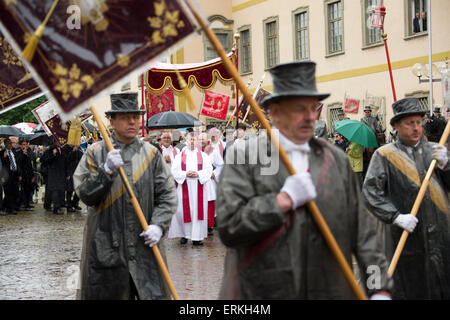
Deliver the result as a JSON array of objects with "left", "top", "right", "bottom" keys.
[
  {"left": 362, "top": 136, "right": 450, "bottom": 299},
  {"left": 216, "top": 134, "right": 392, "bottom": 299},
  {"left": 73, "top": 135, "right": 177, "bottom": 299}
]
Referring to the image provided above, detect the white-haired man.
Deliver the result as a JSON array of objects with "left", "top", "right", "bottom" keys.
[{"left": 160, "top": 131, "right": 178, "bottom": 168}]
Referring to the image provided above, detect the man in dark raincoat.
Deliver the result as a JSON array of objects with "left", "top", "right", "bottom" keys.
[
  {"left": 216, "top": 62, "right": 392, "bottom": 299},
  {"left": 362, "top": 98, "right": 450, "bottom": 299},
  {"left": 73, "top": 93, "right": 177, "bottom": 299},
  {"left": 41, "top": 138, "right": 66, "bottom": 214}
]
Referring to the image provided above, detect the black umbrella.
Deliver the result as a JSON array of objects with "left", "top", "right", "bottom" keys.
[
  {"left": 23, "top": 132, "right": 54, "bottom": 145},
  {"left": 0, "top": 125, "right": 25, "bottom": 138},
  {"left": 146, "top": 111, "right": 202, "bottom": 129}
]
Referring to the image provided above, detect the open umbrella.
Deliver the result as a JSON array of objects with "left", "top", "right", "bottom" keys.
[
  {"left": 334, "top": 119, "right": 378, "bottom": 148},
  {"left": 22, "top": 132, "right": 54, "bottom": 145},
  {"left": 146, "top": 111, "right": 202, "bottom": 129},
  {"left": 0, "top": 125, "right": 25, "bottom": 138},
  {"left": 12, "top": 122, "right": 38, "bottom": 134}
]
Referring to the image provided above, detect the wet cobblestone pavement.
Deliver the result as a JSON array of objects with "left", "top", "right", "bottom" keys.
[{"left": 0, "top": 204, "right": 227, "bottom": 300}]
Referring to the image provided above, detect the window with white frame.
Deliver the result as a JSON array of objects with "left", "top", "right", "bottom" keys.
[
  {"left": 405, "top": 0, "right": 428, "bottom": 37},
  {"left": 239, "top": 27, "right": 252, "bottom": 74},
  {"left": 293, "top": 8, "right": 309, "bottom": 61},
  {"left": 363, "top": 0, "right": 383, "bottom": 46},
  {"left": 326, "top": 0, "right": 344, "bottom": 55},
  {"left": 204, "top": 31, "right": 232, "bottom": 61},
  {"left": 264, "top": 17, "right": 279, "bottom": 69}
]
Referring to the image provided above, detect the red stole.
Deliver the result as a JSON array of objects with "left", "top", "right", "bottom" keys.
[{"left": 181, "top": 149, "right": 204, "bottom": 223}]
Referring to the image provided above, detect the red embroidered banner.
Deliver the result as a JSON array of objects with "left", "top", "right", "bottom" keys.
[
  {"left": 0, "top": 0, "right": 196, "bottom": 115},
  {"left": 0, "top": 30, "right": 43, "bottom": 113},
  {"left": 344, "top": 98, "right": 360, "bottom": 114},
  {"left": 147, "top": 89, "right": 175, "bottom": 118},
  {"left": 201, "top": 91, "right": 230, "bottom": 121}
]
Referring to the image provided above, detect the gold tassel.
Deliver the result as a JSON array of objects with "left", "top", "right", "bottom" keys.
[
  {"left": 68, "top": 117, "right": 81, "bottom": 146},
  {"left": 22, "top": 0, "right": 60, "bottom": 62},
  {"left": 175, "top": 70, "right": 196, "bottom": 111},
  {"left": 67, "top": 117, "right": 77, "bottom": 146}
]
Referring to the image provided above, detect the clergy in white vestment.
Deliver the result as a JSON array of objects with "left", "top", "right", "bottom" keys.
[
  {"left": 168, "top": 133, "right": 213, "bottom": 245},
  {"left": 160, "top": 132, "right": 179, "bottom": 168},
  {"left": 208, "top": 127, "right": 225, "bottom": 159},
  {"left": 199, "top": 133, "right": 224, "bottom": 233}
]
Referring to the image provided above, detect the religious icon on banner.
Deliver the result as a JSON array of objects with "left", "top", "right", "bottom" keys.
[
  {"left": 201, "top": 90, "right": 230, "bottom": 121},
  {"left": 0, "top": 30, "right": 42, "bottom": 112},
  {"left": 45, "top": 111, "right": 91, "bottom": 147},
  {"left": 147, "top": 89, "right": 175, "bottom": 118},
  {"left": 344, "top": 97, "right": 360, "bottom": 114},
  {"left": 0, "top": 0, "right": 196, "bottom": 116},
  {"left": 32, "top": 100, "right": 61, "bottom": 136},
  {"left": 238, "top": 87, "right": 271, "bottom": 129}
]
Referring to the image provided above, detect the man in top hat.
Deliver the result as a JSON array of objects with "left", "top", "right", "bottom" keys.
[
  {"left": 424, "top": 106, "right": 447, "bottom": 142},
  {"left": 216, "top": 61, "right": 392, "bottom": 299},
  {"left": 73, "top": 92, "right": 178, "bottom": 299},
  {"left": 332, "top": 109, "right": 348, "bottom": 136},
  {"left": 362, "top": 97, "right": 450, "bottom": 299},
  {"left": 361, "top": 105, "right": 383, "bottom": 138}
]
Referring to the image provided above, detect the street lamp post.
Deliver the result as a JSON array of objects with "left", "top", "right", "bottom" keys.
[{"left": 371, "top": 3, "right": 397, "bottom": 102}]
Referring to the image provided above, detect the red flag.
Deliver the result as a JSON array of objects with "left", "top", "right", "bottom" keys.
[
  {"left": 344, "top": 98, "right": 360, "bottom": 114},
  {"left": 201, "top": 91, "right": 230, "bottom": 120},
  {"left": 147, "top": 89, "right": 175, "bottom": 118}
]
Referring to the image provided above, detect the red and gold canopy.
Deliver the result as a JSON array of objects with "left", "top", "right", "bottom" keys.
[{"left": 146, "top": 52, "right": 235, "bottom": 96}]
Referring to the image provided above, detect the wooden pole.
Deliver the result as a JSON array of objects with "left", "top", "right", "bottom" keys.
[
  {"left": 184, "top": 0, "right": 367, "bottom": 300},
  {"left": 388, "top": 119, "right": 450, "bottom": 277},
  {"left": 90, "top": 105, "right": 180, "bottom": 300}
]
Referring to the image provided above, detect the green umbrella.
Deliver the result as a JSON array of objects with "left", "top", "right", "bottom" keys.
[{"left": 334, "top": 119, "right": 378, "bottom": 148}]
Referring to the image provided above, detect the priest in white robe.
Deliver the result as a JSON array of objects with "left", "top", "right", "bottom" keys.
[
  {"left": 208, "top": 127, "right": 225, "bottom": 159},
  {"left": 168, "top": 133, "right": 213, "bottom": 245},
  {"left": 160, "top": 132, "right": 179, "bottom": 168}
]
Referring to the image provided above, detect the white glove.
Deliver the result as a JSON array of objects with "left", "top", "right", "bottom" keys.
[
  {"left": 393, "top": 214, "right": 418, "bottom": 233},
  {"left": 280, "top": 172, "right": 317, "bottom": 210},
  {"left": 370, "top": 293, "right": 391, "bottom": 300},
  {"left": 140, "top": 225, "right": 163, "bottom": 247},
  {"left": 104, "top": 149, "right": 124, "bottom": 174},
  {"left": 432, "top": 145, "right": 448, "bottom": 169}
]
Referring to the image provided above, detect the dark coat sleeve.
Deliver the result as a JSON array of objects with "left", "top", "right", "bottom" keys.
[
  {"left": 362, "top": 151, "right": 400, "bottom": 224},
  {"left": 73, "top": 144, "right": 117, "bottom": 206},
  {"left": 216, "top": 142, "right": 287, "bottom": 248}
]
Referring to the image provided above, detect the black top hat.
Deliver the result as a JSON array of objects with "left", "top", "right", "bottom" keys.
[
  {"left": 105, "top": 92, "right": 145, "bottom": 116},
  {"left": 262, "top": 61, "right": 330, "bottom": 108},
  {"left": 433, "top": 106, "right": 441, "bottom": 113},
  {"left": 364, "top": 106, "right": 372, "bottom": 111},
  {"left": 390, "top": 98, "right": 426, "bottom": 125},
  {"left": 337, "top": 109, "right": 345, "bottom": 115}
]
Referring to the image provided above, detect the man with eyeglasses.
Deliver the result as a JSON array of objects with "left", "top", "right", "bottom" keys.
[{"left": 216, "top": 61, "right": 392, "bottom": 300}]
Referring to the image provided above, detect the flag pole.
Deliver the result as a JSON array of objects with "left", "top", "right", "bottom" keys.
[
  {"left": 184, "top": 0, "right": 367, "bottom": 300},
  {"left": 141, "top": 74, "right": 146, "bottom": 137},
  {"left": 90, "top": 105, "right": 180, "bottom": 300},
  {"left": 234, "top": 34, "right": 240, "bottom": 129}
]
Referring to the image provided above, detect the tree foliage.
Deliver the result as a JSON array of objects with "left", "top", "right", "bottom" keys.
[{"left": 0, "top": 95, "right": 48, "bottom": 125}]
